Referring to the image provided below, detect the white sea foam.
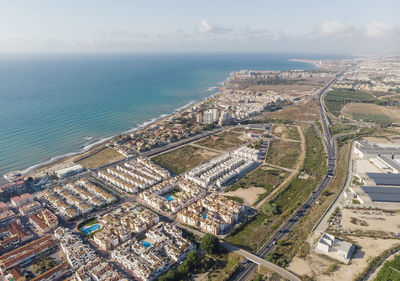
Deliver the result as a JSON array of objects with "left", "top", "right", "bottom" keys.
[
  {"left": 18, "top": 80, "right": 229, "bottom": 177},
  {"left": 21, "top": 152, "right": 77, "bottom": 175}
]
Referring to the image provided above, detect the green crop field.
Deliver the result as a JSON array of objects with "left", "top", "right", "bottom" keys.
[
  {"left": 375, "top": 254, "right": 400, "bottom": 281},
  {"left": 352, "top": 112, "right": 392, "bottom": 127},
  {"left": 324, "top": 88, "right": 375, "bottom": 116}
]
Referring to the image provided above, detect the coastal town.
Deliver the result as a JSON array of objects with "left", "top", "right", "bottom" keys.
[{"left": 1, "top": 55, "right": 400, "bottom": 281}]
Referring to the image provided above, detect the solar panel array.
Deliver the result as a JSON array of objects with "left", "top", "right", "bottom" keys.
[{"left": 360, "top": 186, "right": 400, "bottom": 202}]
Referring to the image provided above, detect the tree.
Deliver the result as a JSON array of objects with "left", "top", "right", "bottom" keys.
[
  {"left": 201, "top": 234, "right": 219, "bottom": 255},
  {"left": 262, "top": 203, "right": 280, "bottom": 216}
]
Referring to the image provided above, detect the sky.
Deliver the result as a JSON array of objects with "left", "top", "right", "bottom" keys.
[{"left": 0, "top": 0, "right": 399, "bottom": 55}]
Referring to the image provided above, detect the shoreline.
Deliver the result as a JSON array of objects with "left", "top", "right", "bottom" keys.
[
  {"left": 288, "top": 58, "right": 320, "bottom": 68},
  {"left": 22, "top": 87, "right": 222, "bottom": 178},
  {"left": 17, "top": 59, "right": 311, "bottom": 179}
]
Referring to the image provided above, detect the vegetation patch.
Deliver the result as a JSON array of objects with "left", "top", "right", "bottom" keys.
[
  {"left": 153, "top": 145, "right": 219, "bottom": 174},
  {"left": 77, "top": 147, "right": 125, "bottom": 169},
  {"left": 352, "top": 112, "right": 392, "bottom": 127},
  {"left": 265, "top": 140, "right": 301, "bottom": 169},
  {"left": 324, "top": 88, "right": 375, "bottom": 116},
  {"left": 272, "top": 125, "right": 300, "bottom": 141},
  {"left": 195, "top": 131, "right": 246, "bottom": 151}
]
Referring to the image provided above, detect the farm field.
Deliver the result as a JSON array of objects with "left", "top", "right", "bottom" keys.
[
  {"left": 342, "top": 103, "right": 400, "bottom": 122},
  {"left": 324, "top": 88, "right": 375, "bottom": 116},
  {"left": 265, "top": 139, "right": 301, "bottom": 169},
  {"left": 375, "top": 253, "right": 400, "bottom": 281},
  {"left": 152, "top": 145, "right": 220, "bottom": 174},
  {"left": 352, "top": 113, "right": 392, "bottom": 127},
  {"left": 195, "top": 131, "right": 247, "bottom": 151}
]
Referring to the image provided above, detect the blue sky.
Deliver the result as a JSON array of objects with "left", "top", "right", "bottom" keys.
[{"left": 1, "top": 0, "right": 399, "bottom": 54}]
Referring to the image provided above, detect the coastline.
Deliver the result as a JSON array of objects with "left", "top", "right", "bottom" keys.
[
  {"left": 18, "top": 59, "right": 312, "bottom": 179},
  {"left": 288, "top": 58, "right": 320, "bottom": 68},
  {"left": 22, "top": 87, "right": 222, "bottom": 178}
]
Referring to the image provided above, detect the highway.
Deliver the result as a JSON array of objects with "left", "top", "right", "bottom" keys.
[{"left": 231, "top": 76, "right": 340, "bottom": 281}]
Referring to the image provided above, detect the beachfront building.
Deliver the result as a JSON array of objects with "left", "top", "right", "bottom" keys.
[
  {"left": 203, "top": 109, "right": 219, "bottom": 124},
  {"left": 138, "top": 178, "right": 207, "bottom": 213},
  {"left": 177, "top": 194, "right": 246, "bottom": 235},
  {"left": 111, "top": 222, "right": 192, "bottom": 281},
  {"left": 185, "top": 146, "right": 259, "bottom": 188},
  {"left": 0, "top": 180, "right": 26, "bottom": 200}
]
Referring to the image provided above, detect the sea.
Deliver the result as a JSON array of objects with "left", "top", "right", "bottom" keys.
[{"left": 0, "top": 53, "right": 318, "bottom": 176}]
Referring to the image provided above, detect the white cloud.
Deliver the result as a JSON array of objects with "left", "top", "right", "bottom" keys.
[
  {"left": 364, "top": 22, "right": 400, "bottom": 37},
  {"left": 195, "top": 20, "right": 214, "bottom": 33},
  {"left": 319, "top": 20, "right": 352, "bottom": 35}
]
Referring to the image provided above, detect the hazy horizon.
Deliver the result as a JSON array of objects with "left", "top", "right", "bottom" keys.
[{"left": 1, "top": 0, "right": 399, "bottom": 55}]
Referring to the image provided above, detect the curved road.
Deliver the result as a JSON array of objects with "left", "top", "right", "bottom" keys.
[{"left": 231, "top": 75, "right": 341, "bottom": 281}]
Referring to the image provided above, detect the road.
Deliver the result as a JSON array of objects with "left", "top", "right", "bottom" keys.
[{"left": 231, "top": 75, "right": 341, "bottom": 281}]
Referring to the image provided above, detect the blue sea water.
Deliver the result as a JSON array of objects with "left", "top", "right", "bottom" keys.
[{"left": 0, "top": 53, "right": 316, "bottom": 176}]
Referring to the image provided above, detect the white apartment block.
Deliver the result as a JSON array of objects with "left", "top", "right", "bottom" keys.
[{"left": 185, "top": 146, "right": 259, "bottom": 188}]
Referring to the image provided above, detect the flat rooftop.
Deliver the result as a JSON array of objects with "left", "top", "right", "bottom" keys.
[
  {"left": 360, "top": 186, "right": 400, "bottom": 202},
  {"left": 365, "top": 172, "right": 400, "bottom": 186}
]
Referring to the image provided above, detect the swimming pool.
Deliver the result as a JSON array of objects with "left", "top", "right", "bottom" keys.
[
  {"left": 203, "top": 213, "right": 208, "bottom": 219},
  {"left": 165, "top": 194, "right": 175, "bottom": 202},
  {"left": 80, "top": 223, "right": 102, "bottom": 235},
  {"left": 141, "top": 240, "right": 152, "bottom": 248}
]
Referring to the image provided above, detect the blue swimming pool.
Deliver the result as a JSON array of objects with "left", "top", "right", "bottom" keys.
[
  {"left": 141, "top": 240, "right": 152, "bottom": 248},
  {"left": 80, "top": 223, "right": 102, "bottom": 235},
  {"left": 165, "top": 194, "right": 175, "bottom": 202},
  {"left": 203, "top": 213, "right": 208, "bottom": 219}
]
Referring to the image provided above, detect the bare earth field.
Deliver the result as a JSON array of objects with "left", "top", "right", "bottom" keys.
[
  {"left": 195, "top": 131, "right": 247, "bottom": 151},
  {"left": 340, "top": 208, "right": 400, "bottom": 233},
  {"left": 265, "top": 139, "right": 301, "bottom": 169},
  {"left": 272, "top": 125, "right": 300, "bottom": 141},
  {"left": 77, "top": 147, "right": 125, "bottom": 169},
  {"left": 223, "top": 187, "right": 266, "bottom": 205},
  {"left": 263, "top": 99, "right": 320, "bottom": 122},
  {"left": 289, "top": 234, "right": 400, "bottom": 281},
  {"left": 342, "top": 103, "right": 400, "bottom": 122},
  {"left": 152, "top": 145, "right": 220, "bottom": 174}
]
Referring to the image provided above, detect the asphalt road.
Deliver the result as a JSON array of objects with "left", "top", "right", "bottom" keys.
[{"left": 231, "top": 75, "right": 341, "bottom": 281}]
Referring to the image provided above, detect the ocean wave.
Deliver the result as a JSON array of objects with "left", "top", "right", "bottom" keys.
[
  {"left": 207, "top": 86, "right": 218, "bottom": 92},
  {"left": 21, "top": 151, "right": 77, "bottom": 175},
  {"left": 16, "top": 78, "right": 231, "bottom": 178},
  {"left": 173, "top": 100, "right": 197, "bottom": 113}
]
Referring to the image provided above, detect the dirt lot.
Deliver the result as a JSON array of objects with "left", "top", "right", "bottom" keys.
[
  {"left": 195, "top": 131, "right": 247, "bottom": 151},
  {"left": 223, "top": 187, "right": 266, "bottom": 205},
  {"left": 340, "top": 208, "right": 400, "bottom": 233},
  {"left": 288, "top": 234, "right": 400, "bottom": 281},
  {"left": 265, "top": 139, "right": 301, "bottom": 169},
  {"left": 263, "top": 99, "right": 320, "bottom": 122},
  {"left": 342, "top": 103, "right": 400, "bottom": 122},
  {"left": 152, "top": 145, "right": 220, "bottom": 174},
  {"left": 272, "top": 125, "right": 300, "bottom": 140},
  {"left": 77, "top": 147, "right": 125, "bottom": 169}
]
